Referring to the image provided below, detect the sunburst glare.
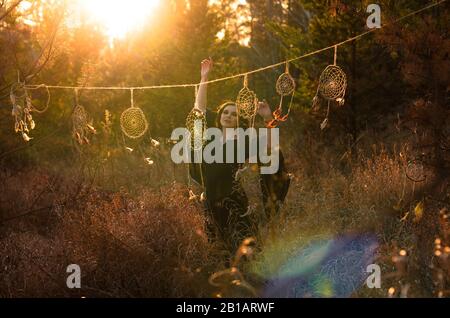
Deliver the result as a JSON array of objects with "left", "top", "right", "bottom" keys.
[{"left": 77, "top": 0, "right": 160, "bottom": 42}]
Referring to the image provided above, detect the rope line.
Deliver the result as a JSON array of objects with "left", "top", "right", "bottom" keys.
[{"left": 23, "top": 0, "right": 446, "bottom": 91}]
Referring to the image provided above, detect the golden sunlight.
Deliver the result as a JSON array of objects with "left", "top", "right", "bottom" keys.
[{"left": 77, "top": 0, "right": 160, "bottom": 41}]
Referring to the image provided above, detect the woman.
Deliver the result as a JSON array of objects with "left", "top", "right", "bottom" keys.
[{"left": 189, "top": 58, "right": 290, "bottom": 254}]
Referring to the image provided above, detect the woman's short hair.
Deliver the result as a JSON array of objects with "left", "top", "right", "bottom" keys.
[{"left": 216, "top": 101, "right": 249, "bottom": 129}]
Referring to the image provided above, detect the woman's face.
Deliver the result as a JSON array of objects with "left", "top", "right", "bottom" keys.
[{"left": 220, "top": 105, "right": 238, "bottom": 129}]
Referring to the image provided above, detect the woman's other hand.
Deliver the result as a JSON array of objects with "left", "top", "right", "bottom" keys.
[
  {"left": 257, "top": 100, "right": 274, "bottom": 121},
  {"left": 201, "top": 58, "right": 213, "bottom": 81}
]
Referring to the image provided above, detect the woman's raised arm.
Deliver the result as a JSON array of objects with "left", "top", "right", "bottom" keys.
[{"left": 194, "top": 58, "right": 213, "bottom": 113}]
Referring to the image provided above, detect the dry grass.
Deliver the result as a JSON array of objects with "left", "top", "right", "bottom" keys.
[
  {"left": 0, "top": 167, "right": 221, "bottom": 297},
  {"left": 0, "top": 141, "right": 448, "bottom": 298}
]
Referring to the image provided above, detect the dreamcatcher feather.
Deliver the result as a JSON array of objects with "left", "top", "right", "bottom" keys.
[
  {"left": 121, "top": 139, "right": 157, "bottom": 167},
  {"left": 10, "top": 84, "right": 50, "bottom": 142},
  {"left": 312, "top": 46, "right": 347, "bottom": 130}
]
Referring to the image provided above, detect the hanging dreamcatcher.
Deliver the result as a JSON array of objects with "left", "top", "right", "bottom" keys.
[
  {"left": 312, "top": 45, "right": 347, "bottom": 130},
  {"left": 72, "top": 89, "right": 96, "bottom": 145},
  {"left": 186, "top": 108, "right": 207, "bottom": 151},
  {"left": 236, "top": 74, "right": 258, "bottom": 122},
  {"left": 405, "top": 159, "right": 426, "bottom": 183},
  {"left": 10, "top": 82, "right": 50, "bottom": 142},
  {"left": 185, "top": 86, "right": 207, "bottom": 204},
  {"left": 120, "top": 89, "right": 149, "bottom": 139},
  {"left": 267, "top": 62, "right": 296, "bottom": 128},
  {"left": 119, "top": 89, "right": 157, "bottom": 166},
  {"left": 186, "top": 86, "right": 208, "bottom": 151}
]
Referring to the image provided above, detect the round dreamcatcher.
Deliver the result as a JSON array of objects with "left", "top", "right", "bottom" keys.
[
  {"left": 276, "top": 72, "right": 296, "bottom": 97},
  {"left": 312, "top": 46, "right": 347, "bottom": 130},
  {"left": 268, "top": 62, "right": 296, "bottom": 128},
  {"left": 318, "top": 65, "right": 347, "bottom": 103},
  {"left": 121, "top": 107, "right": 148, "bottom": 139},
  {"left": 186, "top": 107, "right": 207, "bottom": 151},
  {"left": 72, "top": 90, "right": 96, "bottom": 145},
  {"left": 72, "top": 105, "right": 95, "bottom": 144},
  {"left": 120, "top": 89, "right": 149, "bottom": 139},
  {"left": 117, "top": 92, "right": 154, "bottom": 169},
  {"left": 405, "top": 159, "right": 426, "bottom": 182},
  {"left": 236, "top": 75, "right": 257, "bottom": 120}
]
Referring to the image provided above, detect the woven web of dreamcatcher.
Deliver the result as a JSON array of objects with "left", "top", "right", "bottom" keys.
[
  {"left": 186, "top": 108, "right": 207, "bottom": 151},
  {"left": 236, "top": 76, "right": 257, "bottom": 120},
  {"left": 72, "top": 104, "right": 88, "bottom": 129},
  {"left": 72, "top": 104, "right": 93, "bottom": 144},
  {"left": 276, "top": 72, "right": 296, "bottom": 96},
  {"left": 319, "top": 65, "right": 347, "bottom": 101},
  {"left": 120, "top": 107, "right": 148, "bottom": 139},
  {"left": 405, "top": 159, "right": 426, "bottom": 182}
]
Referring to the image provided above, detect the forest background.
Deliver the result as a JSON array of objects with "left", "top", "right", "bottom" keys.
[{"left": 0, "top": 0, "right": 448, "bottom": 297}]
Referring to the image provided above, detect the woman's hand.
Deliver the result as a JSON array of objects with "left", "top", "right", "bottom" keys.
[
  {"left": 195, "top": 58, "right": 212, "bottom": 112},
  {"left": 201, "top": 58, "right": 213, "bottom": 81},
  {"left": 257, "top": 100, "right": 274, "bottom": 121}
]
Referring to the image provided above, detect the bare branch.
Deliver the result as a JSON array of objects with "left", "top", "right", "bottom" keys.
[
  {"left": 0, "top": 4, "right": 64, "bottom": 98},
  {"left": 0, "top": 0, "right": 23, "bottom": 22}
]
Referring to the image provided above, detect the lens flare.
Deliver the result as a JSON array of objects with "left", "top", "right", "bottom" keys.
[
  {"left": 78, "top": 0, "right": 160, "bottom": 42},
  {"left": 262, "top": 234, "right": 378, "bottom": 298}
]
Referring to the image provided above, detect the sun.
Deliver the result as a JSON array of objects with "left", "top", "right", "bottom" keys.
[{"left": 78, "top": 0, "right": 160, "bottom": 42}]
